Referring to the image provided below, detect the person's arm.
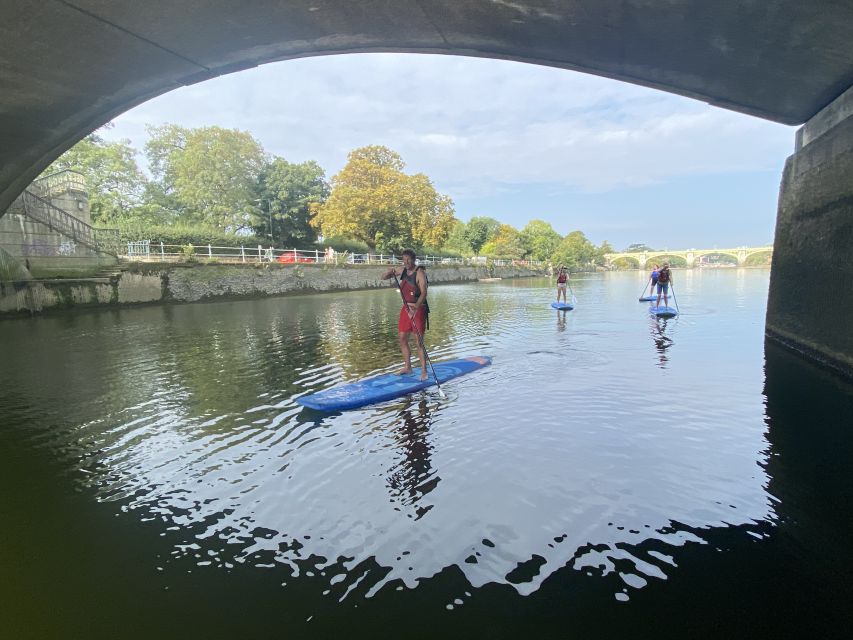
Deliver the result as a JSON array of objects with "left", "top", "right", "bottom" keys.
[{"left": 381, "top": 266, "right": 400, "bottom": 280}]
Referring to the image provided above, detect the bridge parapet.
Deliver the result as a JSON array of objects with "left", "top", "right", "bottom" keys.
[{"left": 604, "top": 246, "right": 773, "bottom": 268}]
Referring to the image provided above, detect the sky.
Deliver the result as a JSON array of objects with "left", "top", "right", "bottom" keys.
[{"left": 104, "top": 53, "right": 796, "bottom": 251}]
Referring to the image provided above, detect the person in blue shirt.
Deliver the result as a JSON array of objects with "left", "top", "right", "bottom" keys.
[{"left": 650, "top": 264, "right": 660, "bottom": 292}]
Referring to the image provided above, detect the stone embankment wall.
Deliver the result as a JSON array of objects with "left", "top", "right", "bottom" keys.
[{"left": 0, "top": 263, "right": 543, "bottom": 317}]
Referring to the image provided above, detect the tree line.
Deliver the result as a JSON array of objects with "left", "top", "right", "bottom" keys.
[{"left": 42, "top": 124, "right": 613, "bottom": 267}]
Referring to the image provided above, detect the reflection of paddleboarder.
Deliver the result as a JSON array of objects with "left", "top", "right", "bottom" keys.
[
  {"left": 386, "top": 399, "right": 438, "bottom": 520},
  {"left": 556, "top": 266, "right": 569, "bottom": 303},
  {"left": 382, "top": 249, "right": 430, "bottom": 380}
]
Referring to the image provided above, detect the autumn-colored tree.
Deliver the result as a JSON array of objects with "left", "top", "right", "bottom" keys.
[
  {"left": 145, "top": 124, "right": 266, "bottom": 231},
  {"left": 314, "top": 145, "right": 455, "bottom": 252},
  {"left": 486, "top": 224, "right": 524, "bottom": 258}
]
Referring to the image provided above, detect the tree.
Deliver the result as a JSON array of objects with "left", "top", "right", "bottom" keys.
[
  {"left": 625, "top": 243, "right": 655, "bottom": 252},
  {"left": 441, "top": 220, "right": 471, "bottom": 255},
  {"left": 256, "top": 158, "right": 329, "bottom": 245},
  {"left": 594, "top": 240, "right": 615, "bottom": 266},
  {"left": 553, "top": 230, "right": 598, "bottom": 268},
  {"left": 145, "top": 124, "right": 266, "bottom": 231},
  {"left": 464, "top": 216, "right": 501, "bottom": 255},
  {"left": 490, "top": 224, "right": 524, "bottom": 258},
  {"left": 520, "top": 220, "right": 562, "bottom": 261},
  {"left": 313, "top": 145, "right": 455, "bottom": 252},
  {"left": 42, "top": 130, "right": 148, "bottom": 224}
]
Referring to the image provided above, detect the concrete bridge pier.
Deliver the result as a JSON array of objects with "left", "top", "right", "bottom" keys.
[
  {"left": 766, "top": 84, "right": 853, "bottom": 379},
  {"left": 685, "top": 252, "right": 696, "bottom": 268},
  {"left": 737, "top": 250, "right": 747, "bottom": 266}
]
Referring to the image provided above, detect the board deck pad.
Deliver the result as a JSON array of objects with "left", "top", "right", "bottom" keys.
[
  {"left": 650, "top": 306, "right": 678, "bottom": 318},
  {"left": 551, "top": 302, "right": 574, "bottom": 310},
  {"left": 297, "top": 356, "right": 491, "bottom": 411}
]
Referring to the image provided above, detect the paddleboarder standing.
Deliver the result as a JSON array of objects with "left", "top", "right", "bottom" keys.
[
  {"left": 655, "top": 263, "right": 672, "bottom": 308},
  {"left": 382, "top": 249, "right": 430, "bottom": 380},
  {"left": 556, "top": 266, "right": 569, "bottom": 303}
]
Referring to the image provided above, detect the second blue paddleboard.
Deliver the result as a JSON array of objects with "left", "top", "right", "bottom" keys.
[
  {"left": 551, "top": 302, "right": 574, "bottom": 310},
  {"left": 297, "top": 356, "right": 491, "bottom": 411}
]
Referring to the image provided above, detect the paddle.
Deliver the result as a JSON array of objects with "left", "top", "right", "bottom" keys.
[
  {"left": 639, "top": 277, "right": 651, "bottom": 300},
  {"left": 391, "top": 270, "right": 446, "bottom": 399},
  {"left": 569, "top": 284, "right": 577, "bottom": 307},
  {"left": 670, "top": 280, "right": 681, "bottom": 314}
]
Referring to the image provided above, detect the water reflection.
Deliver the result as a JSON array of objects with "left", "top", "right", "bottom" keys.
[
  {"left": 649, "top": 315, "right": 675, "bottom": 368},
  {"left": 385, "top": 398, "right": 439, "bottom": 520}
]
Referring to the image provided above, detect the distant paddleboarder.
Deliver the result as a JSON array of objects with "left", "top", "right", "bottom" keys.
[
  {"left": 650, "top": 264, "right": 660, "bottom": 291},
  {"left": 656, "top": 263, "right": 672, "bottom": 308},
  {"left": 556, "top": 266, "right": 569, "bottom": 304},
  {"left": 382, "top": 249, "right": 430, "bottom": 380}
]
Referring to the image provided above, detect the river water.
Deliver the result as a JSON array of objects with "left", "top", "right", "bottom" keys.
[{"left": 2, "top": 269, "right": 852, "bottom": 638}]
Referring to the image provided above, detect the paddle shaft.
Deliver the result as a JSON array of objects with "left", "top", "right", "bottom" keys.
[
  {"left": 392, "top": 270, "right": 445, "bottom": 397},
  {"left": 670, "top": 280, "right": 680, "bottom": 313}
]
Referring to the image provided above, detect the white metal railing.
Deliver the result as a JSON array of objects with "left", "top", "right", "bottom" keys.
[{"left": 120, "top": 242, "right": 543, "bottom": 267}]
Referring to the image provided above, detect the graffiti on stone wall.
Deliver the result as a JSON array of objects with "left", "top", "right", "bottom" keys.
[
  {"left": 20, "top": 238, "right": 77, "bottom": 257},
  {"left": 22, "top": 239, "right": 55, "bottom": 257}
]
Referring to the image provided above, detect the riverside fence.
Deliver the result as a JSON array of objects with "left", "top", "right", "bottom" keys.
[{"left": 123, "top": 242, "right": 543, "bottom": 268}]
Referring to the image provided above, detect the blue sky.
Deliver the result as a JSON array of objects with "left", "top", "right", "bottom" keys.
[{"left": 105, "top": 53, "right": 795, "bottom": 251}]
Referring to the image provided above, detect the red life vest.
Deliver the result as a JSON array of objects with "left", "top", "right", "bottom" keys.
[
  {"left": 658, "top": 268, "right": 671, "bottom": 284},
  {"left": 557, "top": 271, "right": 567, "bottom": 283},
  {"left": 399, "top": 266, "right": 430, "bottom": 328}
]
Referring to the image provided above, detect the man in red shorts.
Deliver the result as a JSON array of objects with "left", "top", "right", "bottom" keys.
[{"left": 382, "top": 249, "right": 429, "bottom": 380}]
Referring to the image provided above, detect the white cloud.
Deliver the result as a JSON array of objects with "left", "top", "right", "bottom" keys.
[{"left": 103, "top": 53, "right": 795, "bottom": 245}]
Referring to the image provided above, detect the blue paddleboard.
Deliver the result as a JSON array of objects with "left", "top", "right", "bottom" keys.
[
  {"left": 639, "top": 295, "right": 657, "bottom": 302},
  {"left": 296, "top": 356, "right": 491, "bottom": 411},
  {"left": 650, "top": 306, "right": 678, "bottom": 318},
  {"left": 551, "top": 302, "right": 574, "bottom": 310}
]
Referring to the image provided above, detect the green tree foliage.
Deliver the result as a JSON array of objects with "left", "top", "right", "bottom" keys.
[
  {"left": 314, "top": 145, "right": 455, "bottom": 252},
  {"left": 552, "top": 230, "right": 598, "bottom": 268},
  {"left": 256, "top": 158, "right": 329, "bottom": 245},
  {"left": 594, "top": 240, "right": 615, "bottom": 266},
  {"left": 625, "top": 243, "right": 655, "bottom": 252},
  {"left": 464, "top": 216, "right": 501, "bottom": 255},
  {"left": 441, "top": 220, "right": 472, "bottom": 255},
  {"left": 145, "top": 124, "right": 266, "bottom": 231},
  {"left": 42, "top": 130, "right": 148, "bottom": 225},
  {"left": 520, "top": 220, "right": 562, "bottom": 261}
]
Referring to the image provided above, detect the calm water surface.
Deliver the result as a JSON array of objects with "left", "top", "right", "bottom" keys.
[{"left": 2, "top": 269, "right": 853, "bottom": 638}]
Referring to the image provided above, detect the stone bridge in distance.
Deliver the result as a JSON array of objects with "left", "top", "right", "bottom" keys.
[{"left": 604, "top": 246, "right": 773, "bottom": 268}]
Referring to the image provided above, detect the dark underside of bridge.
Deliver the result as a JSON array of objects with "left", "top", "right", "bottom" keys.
[{"left": 1, "top": 1, "right": 852, "bottom": 376}]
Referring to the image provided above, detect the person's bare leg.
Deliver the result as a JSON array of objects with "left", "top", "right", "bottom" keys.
[
  {"left": 398, "top": 332, "right": 412, "bottom": 374},
  {"left": 656, "top": 288, "right": 662, "bottom": 307},
  {"left": 415, "top": 339, "right": 427, "bottom": 380}
]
